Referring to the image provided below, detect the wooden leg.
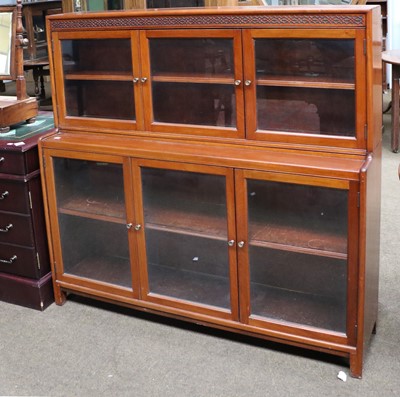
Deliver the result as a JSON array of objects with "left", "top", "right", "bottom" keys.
[
  {"left": 391, "top": 65, "right": 400, "bottom": 153},
  {"left": 32, "top": 67, "right": 41, "bottom": 100},
  {"left": 39, "top": 74, "right": 46, "bottom": 99},
  {"left": 349, "top": 352, "right": 363, "bottom": 379},
  {"left": 54, "top": 283, "right": 67, "bottom": 305}
]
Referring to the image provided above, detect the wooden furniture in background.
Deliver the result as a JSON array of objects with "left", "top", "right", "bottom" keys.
[
  {"left": 41, "top": 5, "right": 382, "bottom": 378},
  {"left": 382, "top": 50, "right": 400, "bottom": 153},
  {"left": 22, "top": 0, "right": 62, "bottom": 61},
  {"left": 0, "top": 117, "right": 54, "bottom": 310},
  {"left": 21, "top": 0, "right": 62, "bottom": 102},
  {"left": 62, "top": 0, "right": 265, "bottom": 11},
  {"left": 0, "top": 0, "right": 37, "bottom": 133}
]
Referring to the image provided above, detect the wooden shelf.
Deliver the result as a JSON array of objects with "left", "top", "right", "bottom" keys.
[
  {"left": 250, "top": 239, "right": 346, "bottom": 260},
  {"left": 250, "top": 283, "right": 346, "bottom": 332},
  {"left": 64, "top": 72, "right": 133, "bottom": 81},
  {"left": 66, "top": 255, "right": 132, "bottom": 288},
  {"left": 250, "top": 216, "right": 347, "bottom": 258},
  {"left": 257, "top": 75, "right": 355, "bottom": 90},
  {"left": 146, "top": 200, "right": 346, "bottom": 257},
  {"left": 58, "top": 195, "right": 126, "bottom": 223},
  {"left": 152, "top": 73, "right": 234, "bottom": 85},
  {"left": 148, "top": 263, "right": 231, "bottom": 309},
  {"left": 145, "top": 203, "right": 227, "bottom": 240}
]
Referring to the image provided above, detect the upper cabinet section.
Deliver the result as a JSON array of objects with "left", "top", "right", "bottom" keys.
[
  {"left": 52, "top": 31, "right": 142, "bottom": 131},
  {"left": 47, "top": 6, "right": 382, "bottom": 152},
  {"left": 243, "top": 29, "right": 367, "bottom": 147},
  {"left": 141, "top": 29, "right": 244, "bottom": 138}
]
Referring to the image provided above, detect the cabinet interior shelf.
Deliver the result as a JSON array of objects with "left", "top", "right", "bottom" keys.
[
  {"left": 146, "top": 222, "right": 227, "bottom": 242},
  {"left": 58, "top": 193, "right": 346, "bottom": 258},
  {"left": 152, "top": 73, "right": 234, "bottom": 84},
  {"left": 148, "top": 263, "right": 231, "bottom": 310},
  {"left": 66, "top": 254, "right": 132, "bottom": 289},
  {"left": 64, "top": 72, "right": 133, "bottom": 81},
  {"left": 250, "top": 240, "right": 347, "bottom": 260},
  {"left": 58, "top": 196, "right": 126, "bottom": 224},
  {"left": 250, "top": 282, "right": 346, "bottom": 332},
  {"left": 257, "top": 76, "right": 355, "bottom": 90}
]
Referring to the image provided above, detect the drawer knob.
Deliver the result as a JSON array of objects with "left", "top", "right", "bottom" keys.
[
  {"left": 0, "top": 255, "right": 17, "bottom": 265},
  {"left": 0, "top": 191, "right": 9, "bottom": 200},
  {"left": 0, "top": 157, "right": 4, "bottom": 163},
  {"left": 0, "top": 223, "right": 13, "bottom": 233},
  {"left": 237, "top": 241, "right": 245, "bottom": 248}
]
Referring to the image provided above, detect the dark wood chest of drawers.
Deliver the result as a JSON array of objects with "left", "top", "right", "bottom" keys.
[{"left": 0, "top": 128, "right": 53, "bottom": 310}]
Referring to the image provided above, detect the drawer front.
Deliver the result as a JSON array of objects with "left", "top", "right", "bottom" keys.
[
  {"left": 0, "top": 243, "right": 39, "bottom": 279},
  {"left": 0, "top": 212, "right": 34, "bottom": 246},
  {"left": 0, "top": 179, "right": 30, "bottom": 214},
  {"left": 0, "top": 152, "right": 27, "bottom": 175}
]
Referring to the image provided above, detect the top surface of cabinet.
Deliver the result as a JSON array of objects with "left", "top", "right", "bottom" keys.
[{"left": 46, "top": 6, "right": 382, "bottom": 154}]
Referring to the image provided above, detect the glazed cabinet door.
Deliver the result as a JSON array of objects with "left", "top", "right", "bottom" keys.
[
  {"left": 51, "top": 31, "right": 144, "bottom": 133},
  {"left": 42, "top": 150, "right": 140, "bottom": 299},
  {"left": 243, "top": 29, "right": 367, "bottom": 149},
  {"left": 140, "top": 30, "right": 245, "bottom": 139},
  {"left": 235, "top": 170, "right": 359, "bottom": 345},
  {"left": 131, "top": 160, "right": 239, "bottom": 320}
]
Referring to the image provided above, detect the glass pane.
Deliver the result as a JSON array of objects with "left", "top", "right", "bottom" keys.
[
  {"left": 247, "top": 179, "right": 348, "bottom": 332},
  {"left": 65, "top": 80, "right": 135, "bottom": 119},
  {"left": 141, "top": 167, "right": 231, "bottom": 309},
  {"left": 255, "top": 39, "right": 355, "bottom": 82},
  {"left": 61, "top": 39, "right": 135, "bottom": 120},
  {"left": 257, "top": 86, "right": 355, "bottom": 136},
  {"left": 61, "top": 39, "right": 132, "bottom": 74},
  {"left": 152, "top": 82, "right": 236, "bottom": 127},
  {"left": 150, "top": 38, "right": 234, "bottom": 77},
  {"left": 53, "top": 158, "right": 132, "bottom": 289},
  {"left": 149, "top": 37, "right": 236, "bottom": 128}
]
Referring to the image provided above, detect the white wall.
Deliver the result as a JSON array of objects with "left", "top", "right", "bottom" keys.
[
  {"left": 388, "top": 0, "right": 400, "bottom": 50},
  {"left": 387, "top": 0, "right": 400, "bottom": 86}
]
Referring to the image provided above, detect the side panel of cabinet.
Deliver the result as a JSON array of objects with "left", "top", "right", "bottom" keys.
[
  {"left": 140, "top": 29, "right": 245, "bottom": 139},
  {"left": 235, "top": 169, "right": 359, "bottom": 346},
  {"left": 50, "top": 31, "right": 143, "bottom": 133},
  {"left": 243, "top": 28, "right": 367, "bottom": 150},
  {"left": 131, "top": 158, "right": 239, "bottom": 321},
  {"left": 42, "top": 149, "right": 140, "bottom": 299},
  {"left": 351, "top": 149, "right": 381, "bottom": 376}
]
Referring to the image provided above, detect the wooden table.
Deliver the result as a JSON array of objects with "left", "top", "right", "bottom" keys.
[
  {"left": 23, "top": 59, "right": 50, "bottom": 101},
  {"left": 382, "top": 50, "right": 400, "bottom": 152}
]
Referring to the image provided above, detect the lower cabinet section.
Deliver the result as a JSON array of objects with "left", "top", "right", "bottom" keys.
[{"left": 40, "top": 133, "right": 380, "bottom": 378}]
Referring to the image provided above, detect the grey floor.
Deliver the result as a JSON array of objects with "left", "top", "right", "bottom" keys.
[{"left": 1, "top": 91, "right": 400, "bottom": 396}]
